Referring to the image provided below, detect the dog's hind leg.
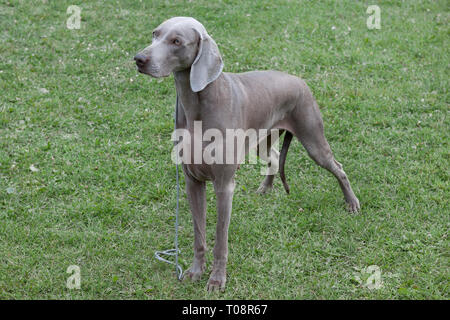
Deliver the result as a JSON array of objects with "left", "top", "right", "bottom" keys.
[
  {"left": 290, "top": 99, "right": 360, "bottom": 212},
  {"left": 256, "top": 132, "right": 281, "bottom": 194}
]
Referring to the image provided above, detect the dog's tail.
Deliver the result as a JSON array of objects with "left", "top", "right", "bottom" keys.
[{"left": 279, "top": 130, "right": 293, "bottom": 194}]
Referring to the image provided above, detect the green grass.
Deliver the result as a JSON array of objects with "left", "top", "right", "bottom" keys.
[{"left": 0, "top": 0, "right": 448, "bottom": 299}]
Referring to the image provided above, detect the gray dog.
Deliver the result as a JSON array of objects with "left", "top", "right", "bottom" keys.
[{"left": 135, "top": 17, "right": 360, "bottom": 291}]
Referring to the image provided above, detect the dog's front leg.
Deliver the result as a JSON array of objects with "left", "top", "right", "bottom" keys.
[
  {"left": 184, "top": 174, "right": 207, "bottom": 281},
  {"left": 207, "top": 178, "right": 235, "bottom": 292}
]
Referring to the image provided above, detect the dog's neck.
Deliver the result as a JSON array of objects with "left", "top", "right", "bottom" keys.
[
  {"left": 173, "top": 69, "right": 221, "bottom": 123},
  {"left": 173, "top": 69, "right": 202, "bottom": 121},
  {"left": 174, "top": 69, "right": 196, "bottom": 104}
]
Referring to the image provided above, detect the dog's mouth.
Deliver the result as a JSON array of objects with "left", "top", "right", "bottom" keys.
[
  {"left": 134, "top": 54, "right": 157, "bottom": 77},
  {"left": 136, "top": 65, "right": 170, "bottom": 78},
  {"left": 134, "top": 54, "right": 171, "bottom": 78},
  {"left": 136, "top": 67, "right": 148, "bottom": 74},
  {"left": 136, "top": 65, "right": 155, "bottom": 76}
]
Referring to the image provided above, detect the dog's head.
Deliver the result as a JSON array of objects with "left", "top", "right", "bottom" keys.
[{"left": 134, "top": 17, "right": 223, "bottom": 92}]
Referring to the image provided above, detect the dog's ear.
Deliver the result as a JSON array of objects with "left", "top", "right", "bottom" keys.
[{"left": 190, "top": 28, "right": 224, "bottom": 92}]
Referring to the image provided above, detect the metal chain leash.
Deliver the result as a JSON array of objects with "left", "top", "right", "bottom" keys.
[{"left": 154, "top": 96, "right": 183, "bottom": 280}]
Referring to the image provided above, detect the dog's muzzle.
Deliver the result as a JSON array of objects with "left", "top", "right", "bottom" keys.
[{"left": 134, "top": 53, "right": 149, "bottom": 71}]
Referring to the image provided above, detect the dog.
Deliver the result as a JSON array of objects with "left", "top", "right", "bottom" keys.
[{"left": 134, "top": 17, "right": 360, "bottom": 291}]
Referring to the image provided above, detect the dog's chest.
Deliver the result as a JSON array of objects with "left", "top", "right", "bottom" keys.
[{"left": 183, "top": 163, "right": 212, "bottom": 182}]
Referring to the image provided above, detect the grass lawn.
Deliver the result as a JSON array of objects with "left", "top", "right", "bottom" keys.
[{"left": 0, "top": 0, "right": 448, "bottom": 299}]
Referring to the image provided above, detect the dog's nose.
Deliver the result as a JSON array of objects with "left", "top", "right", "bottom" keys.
[{"left": 134, "top": 53, "right": 149, "bottom": 66}]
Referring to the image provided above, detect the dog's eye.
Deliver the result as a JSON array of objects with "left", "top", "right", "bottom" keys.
[
  {"left": 172, "top": 38, "right": 181, "bottom": 46},
  {"left": 152, "top": 31, "right": 159, "bottom": 39}
]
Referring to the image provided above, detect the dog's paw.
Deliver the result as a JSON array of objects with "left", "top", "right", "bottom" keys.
[
  {"left": 346, "top": 197, "right": 360, "bottom": 213},
  {"left": 206, "top": 273, "right": 226, "bottom": 292},
  {"left": 183, "top": 264, "right": 205, "bottom": 282},
  {"left": 256, "top": 183, "right": 273, "bottom": 194}
]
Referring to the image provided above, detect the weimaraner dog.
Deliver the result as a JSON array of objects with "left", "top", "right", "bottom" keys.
[{"left": 134, "top": 17, "right": 360, "bottom": 291}]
